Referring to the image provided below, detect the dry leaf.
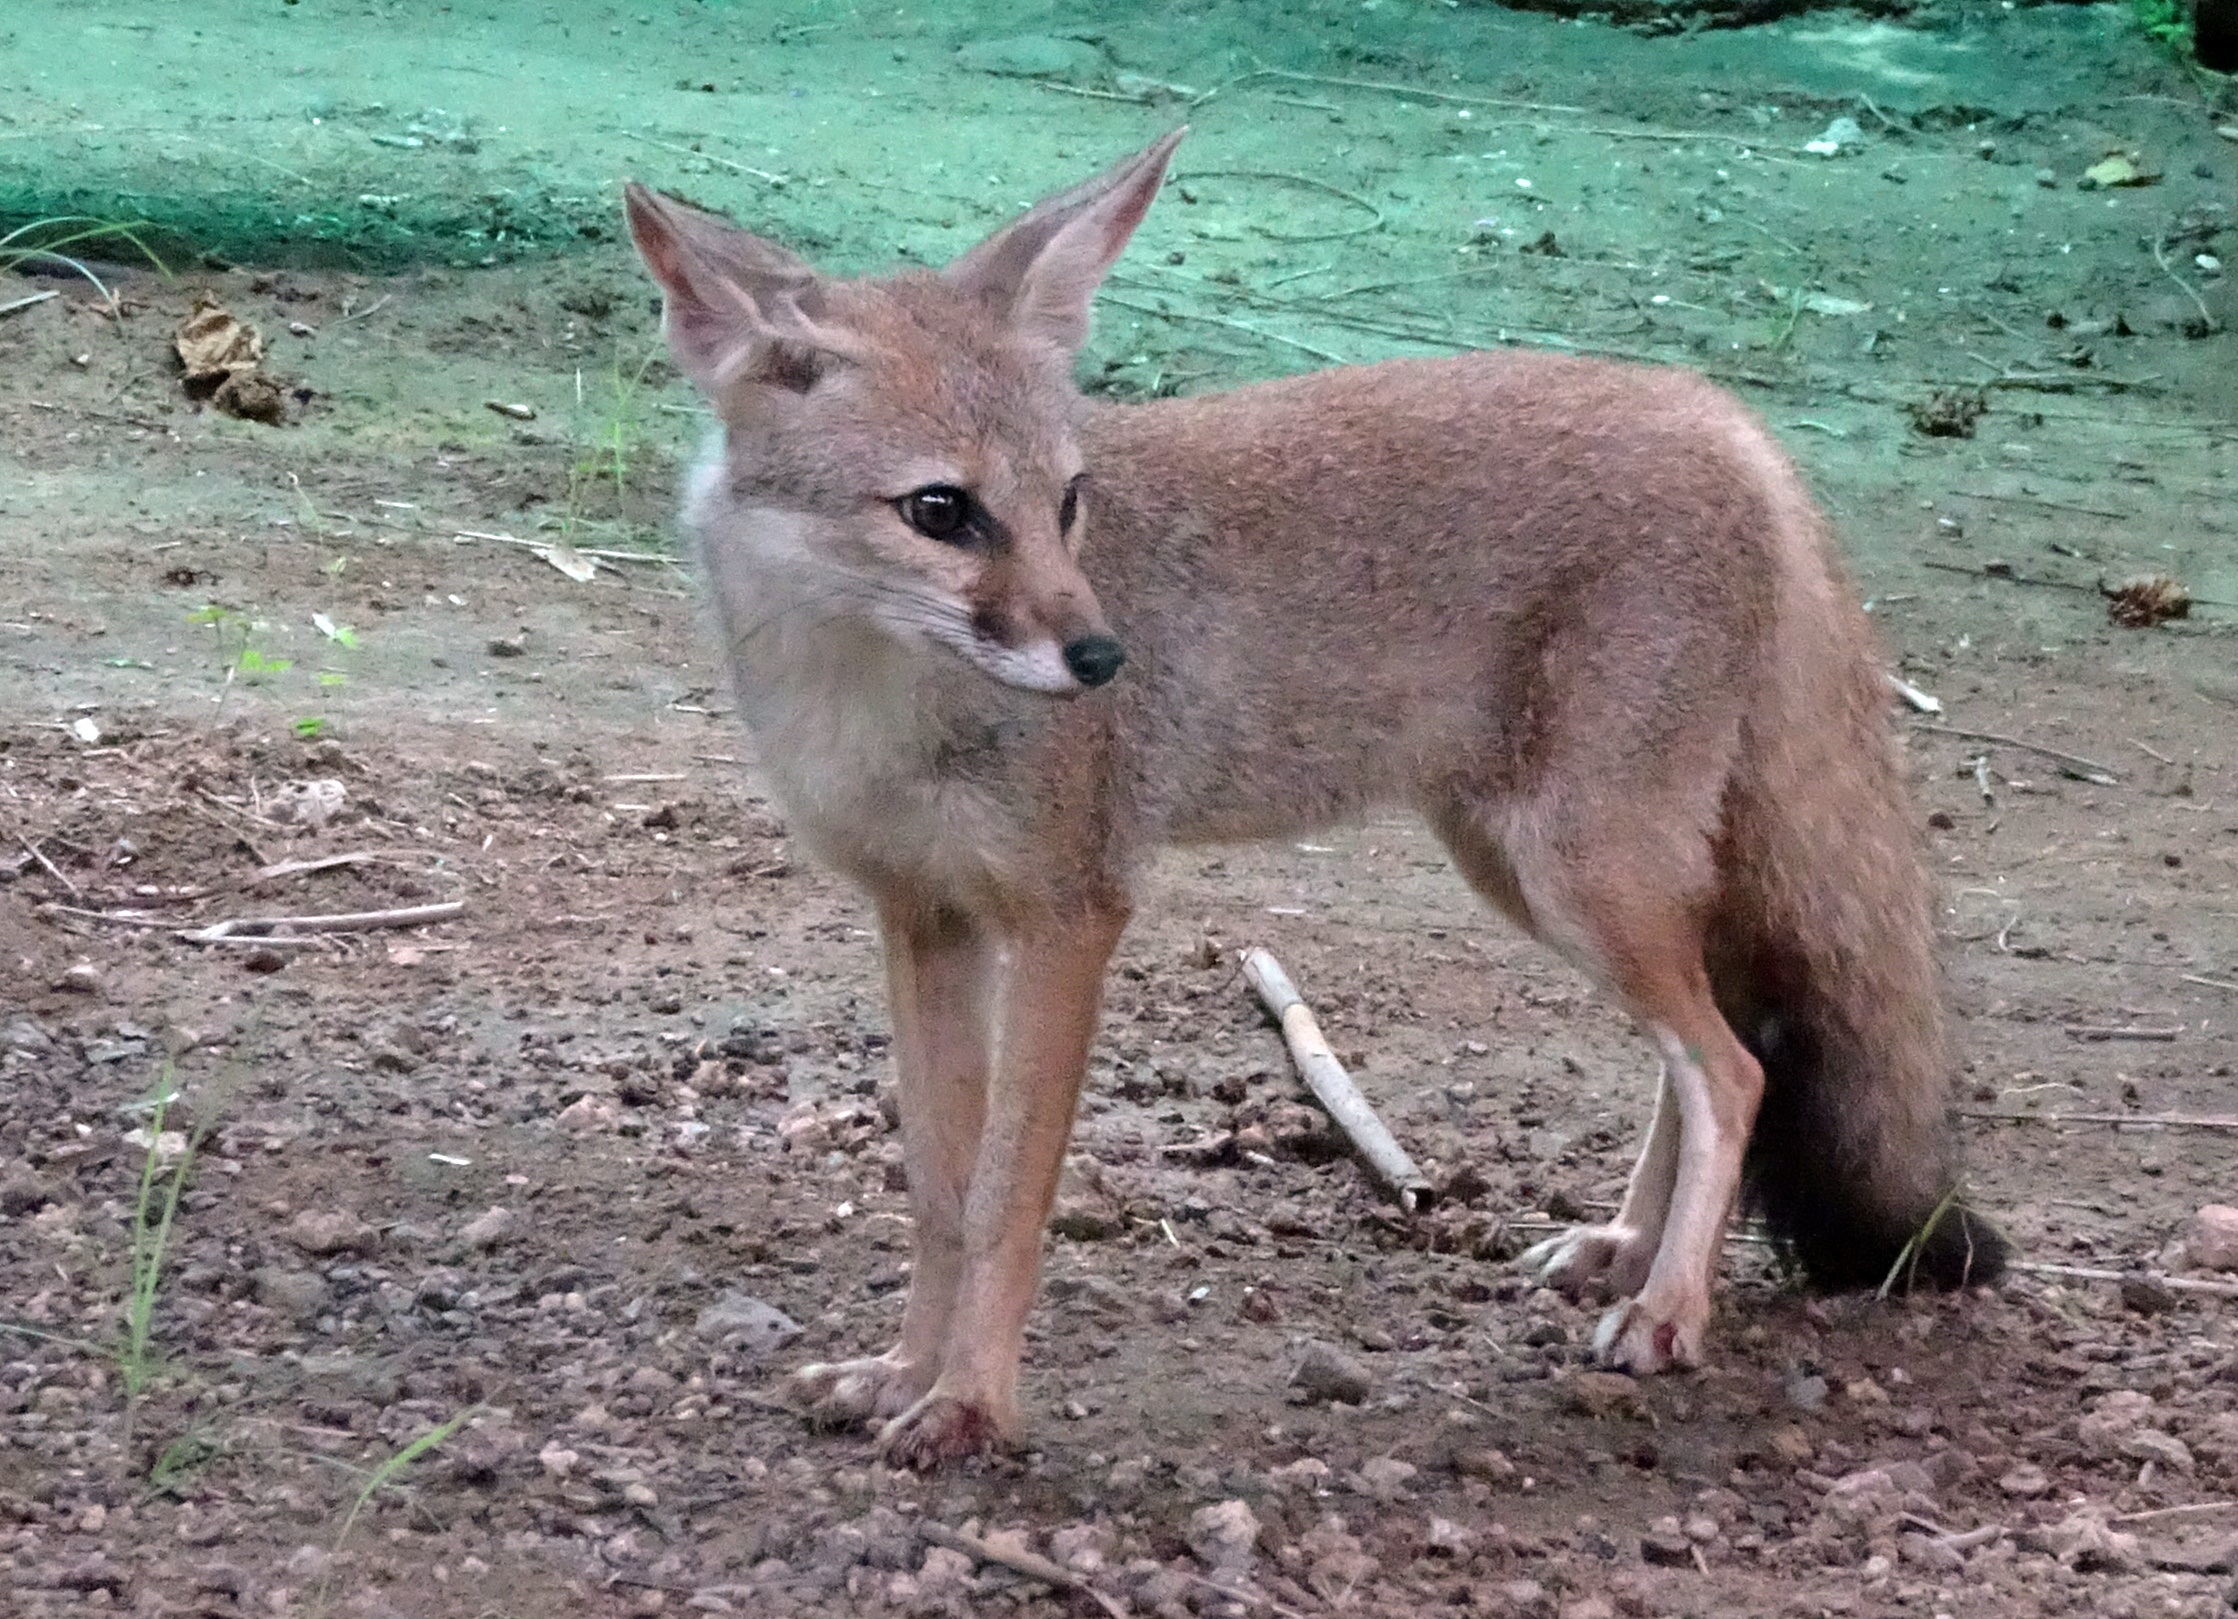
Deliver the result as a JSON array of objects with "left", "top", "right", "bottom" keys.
[
  {"left": 2102, "top": 574, "right": 2191, "bottom": 628},
  {"left": 175, "top": 292, "right": 263, "bottom": 382},
  {"left": 2082, "top": 154, "right": 2157, "bottom": 189},
  {"left": 538, "top": 543, "right": 598, "bottom": 584}
]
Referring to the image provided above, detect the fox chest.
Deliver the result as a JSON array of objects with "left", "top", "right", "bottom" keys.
[{"left": 732, "top": 648, "right": 1040, "bottom": 905}]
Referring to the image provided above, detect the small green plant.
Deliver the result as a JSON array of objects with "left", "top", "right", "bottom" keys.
[
  {"left": 2133, "top": 0, "right": 2195, "bottom": 60},
  {"left": 554, "top": 345, "right": 670, "bottom": 551},
  {"left": 316, "top": 1412, "right": 471, "bottom": 1609},
  {"left": 146, "top": 1426, "right": 228, "bottom": 1499},
  {"left": 0, "top": 216, "right": 172, "bottom": 310},
  {"left": 291, "top": 716, "right": 329, "bottom": 740},
  {"left": 121, "top": 1070, "right": 202, "bottom": 1401}
]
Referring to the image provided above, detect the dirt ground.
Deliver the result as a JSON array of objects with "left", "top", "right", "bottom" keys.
[{"left": 4, "top": 2, "right": 2238, "bottom": 1616}]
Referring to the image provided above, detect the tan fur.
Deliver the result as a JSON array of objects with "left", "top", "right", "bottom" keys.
[{"left": 625, "top": 132, "right": 1995, "bottom": 1467}]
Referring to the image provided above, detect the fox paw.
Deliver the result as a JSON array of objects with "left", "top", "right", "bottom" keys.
[
  {"left": 1520, "top": 1223, "right": 1656, "bottom": 1302},
  {"left": 1591, "top": 1293, "right": 1706, "bottom": 1375},
  {"left": 876, "top": 1391, "right": 1015, "bottom": 1470},
  {"left": 783, "top": 1353, "right": 928, "bottom": 1431}
]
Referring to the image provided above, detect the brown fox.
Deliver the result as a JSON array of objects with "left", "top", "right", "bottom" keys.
[{"left": 624, "top": 130, "right": 2004, "bottom": 1468}]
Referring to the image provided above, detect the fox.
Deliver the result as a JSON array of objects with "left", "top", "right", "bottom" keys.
[{"left": 622, "top": 129, "right": 2006, "bottom": 1468}]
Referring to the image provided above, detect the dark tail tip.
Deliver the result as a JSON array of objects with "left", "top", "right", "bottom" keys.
[{"left": 1741, "top": 1012, "right": 2010, "bottom": 1294}]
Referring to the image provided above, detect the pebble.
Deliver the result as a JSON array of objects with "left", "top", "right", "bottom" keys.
[
  {"left": 285, "top": 1208, "right": 376, "bottom": 1256},
  {"left": 57, "top": 963, "right": 103, "bottom": 995},
  {"left": 2186, "top": 1205, "right": 2238, "bottom": 1271},
  {"left": 1355, "top": 1457, "right": 1418, "bottom": 1501},
  {"left": 1188, "top": 1498, "right": 1259, "bottom": 1576},
  {"left": 954, "top": 33, "right": 1107, "bottom": 81},
  {"left": 2120, "top": 1429, "right": 2192, "bottom": 1472},
  {"left": 692, "top": 1291, "right": 801, "bottom": 1359},
  {"left": 1998, "top": 1461, "right": 2050, "bottom": 1497},
  {"left": 252, "top": 1266, "right": 329, "bottom": 1323},
  {"left": 456, "top": 1205, "right": 516, "bottom": 1251},
  {"left": 1289, "top": 1340, "right": 1373, "bottom": 1406}
]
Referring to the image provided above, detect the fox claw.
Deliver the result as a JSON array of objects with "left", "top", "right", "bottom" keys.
[
  {"left": 876, "top": 1391, "right": 1014, "bottom": 1470},
  {"left": 1520, "top": 1222, "right": 1656, "bottom": 1302},
  {"left": 783, "top": 1354, "right": 928, "bottom": 1430},
  {"left": 1591, "top": 1294, "right": 1704, "bottom": 1375}
]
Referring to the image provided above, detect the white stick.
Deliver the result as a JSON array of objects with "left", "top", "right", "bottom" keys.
[
  {"left": 179, "top": 900, "right": 463, "bottom": 943},
  {"left": 1242, "top": 947, "right": 1432, "bottom": 1212}
]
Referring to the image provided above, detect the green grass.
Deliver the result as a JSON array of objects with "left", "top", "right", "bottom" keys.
[
  {"left": 2132, "top": 0, "right": 2196, "bottom": 62},
  {"left": 315, "top": 1412, "right": 472, "bottom": 1611},
  {"left": 121, "top": 1070, "right": 203, "bottom": 1400},
  {"left": 0, "top": 216, "right": 172, "bottom": 309}
]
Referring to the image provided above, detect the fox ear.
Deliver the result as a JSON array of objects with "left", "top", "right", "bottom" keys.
[
  {"left": 945, "top": 128, "right": 1184, "bottom": 354},
  {"left": 623, "top": 183, "right": 852, "bottom": 393}
]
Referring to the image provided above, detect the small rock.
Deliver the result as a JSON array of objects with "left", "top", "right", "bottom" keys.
[
  {"left": 253, "top": 1267, "right": 329, "bottom": 1323},
  {"left": 1998, "top": 1461, "right": 2050, "bottom": 1497},
  {"left": 954, "top": 33, "right": 1107, "bottom": 80},
  {"left": 0, "top": 1170, "right": 57, "bottom": 1217},
  {"left": 2122, "top": 1429, "right": 2193, "bottom": 1472},
  {"left": 1639, "top": 1520, "right": 1695, "bottom": 1566},
  {"left": 1426, "top": 1516, "right": 1477, "bottom": 1556},
  {"left": 1188, "top": 1498, "right": 1259, "bottom": 1577},
  {"left": 1049, "top": 1153, "right": 1122, "bottom": 1241},
  {"left": 2079, "top": 1389, "right": 2157, "bottom": 1455},
  {"left": 556, "top": 1095, "right": 619, "bottom": 1131},
  {"left": 1355, "top": 1457, "right": 1417, "bottom": 1501},
  {"left": 1268, "top": 1456, "right": 1331, "bottom": 1492},
  {"left": 1767, "top": 1425, "right": 1816, "bottom": 1467},
  {"left": 1289, "top": 1340, "right": 1373, "bottom": 1406},
  {"left": 538, "top": 1441, "right": 579, "bottom": 1478},
  {"left": 285, "top": 1208, "right": 376, "bottom": 1257},
  {"left": 1562, "top": 1370, "right": 1647, "bottom": 1419},
  {"left": 1453, "top": 1445, "right": 1517, "bottom": 1482},
  {"left": 1899, "top": 1531, "right": 1965, "bottom": 1572},
  {"left": 1819, "top": 1468, "right": 1902, "bottom": 1531},
  {"left": 1560, "top": 1598, "right": 1616, "bottom": 1619},
  {"left": 1784, "top": 1372, "right": 1829, "bottom": 1412},
  {"left": 2121, "top": 1274, "right": 2177, "bottom": 1314},
  {"left": 692, "top": 1291, "right": 801, "bottom": 1359},
  {"left": 57, "top": 963, "right": 103, "bottom": 995},
  {"left": 1489, "top": 1578, "right": 1553, "bottom": 1619},
  {"left": 456, "top": 1206, "right": 516, "bottom": 1251},
  {"left": 2020, "top": 1509, "right": 2141, "bottom": 1572},
  {"left": 2187, "top": 1205, "right": 2238, "bottom": 1272},
  {"left": 2145, "top": 1536, "right": 2238, "bottom": 1575},
  {"left": 243, "top": 946, "right": 287, "bottom": 974},
  {"left": 1049, "top": 1522, "right": 1114, "bottom": 1574}
]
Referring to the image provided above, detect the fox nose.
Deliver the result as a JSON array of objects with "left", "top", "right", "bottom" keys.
[{"left": 1062, "top": 634, "right": 1125, "bottom": 688}]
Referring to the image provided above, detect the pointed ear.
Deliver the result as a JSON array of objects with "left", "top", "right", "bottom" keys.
[
  {"left": 944, "top": 128, "right": 1184, "bottom": 354},
  {"left": 623, "top": 182, "right": 854, "bottom": 394}
]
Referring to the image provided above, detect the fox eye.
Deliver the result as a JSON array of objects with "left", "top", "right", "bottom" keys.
[
  {"left": 1058, "top": 475, "right": 1084, "bottom": 534},
  {"left": 898, "top": 484, "right": 974, "bottom": 544}
]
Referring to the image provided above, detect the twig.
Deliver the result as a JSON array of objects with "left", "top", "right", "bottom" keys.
[
  {"left": 1961, "top": 1108, "right": 2238, "bottom": 1130},
  {"left": 2111, "top": 1500, "right": 2238, "bottom": 1525},
  {"left": 1098, "top": 293, "right": 1345, "bottom": 365},
  {"left": 2063, "top": 1024, "right": 2182, "bottom": 1042},
  {"left": 1242, "top": 947, "right": 1432, "bottom": 1212},
  {"left": 1907, "top": 723, "right": 2119, "bottom": 785},
  {"left": 2129, "top": 738, "right": 2174, "bottom": 764},
  {"left": 34, "top": 903, "right": 165, "bottom": 928},
  {"left": 2181, "top": 974, "right": 2238, "bottom": 993},
  {"left": 247, "top": 851, "right": 378, "bottom": 885},
  {"left": 1921, "top": 558, "right": 2098, "bottom": 596},
  {"left": 2152, "top": 237, "right": 2219, "bottom": 333},
  {"left": 1182, "top": 1571, "right": 1310, "bottom": 1618},
  {"left": 918, "top": 1523, "right": 1128, "bottom": 1619},
  {"left": 627, "top": 131, "right": 788, "bottom": 187},
  {"left": 1180, "top": 168, "right": 1386, "bottom": 242},
  {"left": 2011, "top": 1260, "right": 2238, "bottom": 1299},
  {"left": 1886, "top": 673, "right": 1943, "bottom": 714},
  {"left": 179, "top": 900, "right": 464, "bottom": 944},
  {"left": 1954, "top": 488, "right": 2128, "bottom": 520},
  {"left": 1209, "top": 65, "right": 1585, "bottom": 115},
  {"left": 0, "top": 289, "right": 59, "bottom": 319},
  {"left": 18, "top": 836, "right": 80, "bottom": 899}
]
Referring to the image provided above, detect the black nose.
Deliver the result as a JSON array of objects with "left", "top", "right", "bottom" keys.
[{"left": 1062, "top": 634, "right": 1125, "bottom": 688}]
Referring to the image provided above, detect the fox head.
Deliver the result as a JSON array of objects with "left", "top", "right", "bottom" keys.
[{"left": 624, "top": 131, "right": 1183, "bottom": 697}]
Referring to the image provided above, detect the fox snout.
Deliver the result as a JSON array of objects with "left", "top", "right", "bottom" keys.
[{"left": 1062, "top": 634, "right": 1124, "bottom": 688}]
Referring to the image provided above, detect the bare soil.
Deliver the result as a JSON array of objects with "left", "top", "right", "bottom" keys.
[{"left": 3, "top": 3, "right": 2238, "bottom": 1616}]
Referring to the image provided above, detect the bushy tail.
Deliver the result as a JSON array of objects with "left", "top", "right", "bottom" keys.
[{"left": 1712, "top": 472, "right": 2007, "bottom": 1293}]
